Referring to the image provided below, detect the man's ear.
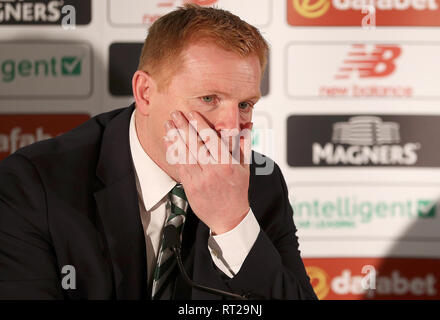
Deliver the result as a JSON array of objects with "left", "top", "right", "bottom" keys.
[{"left": 132, "top": 70, "right": 154, "bottom": 116}]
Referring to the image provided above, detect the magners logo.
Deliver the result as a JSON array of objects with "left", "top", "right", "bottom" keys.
[
  {"left": 287, "top": 115, "right": 440, "bottom": 168},
  {"left": 313, "top": 116, "right": 420, "bottom": 166}
]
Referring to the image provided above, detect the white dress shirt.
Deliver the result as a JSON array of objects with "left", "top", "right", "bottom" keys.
[{"left": 128, "top": 110, "right": 260, "bottom": 287}]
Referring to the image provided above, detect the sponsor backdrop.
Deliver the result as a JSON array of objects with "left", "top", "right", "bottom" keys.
[{"left": 1, "top": 0, "right": 440, "bottom": 299}]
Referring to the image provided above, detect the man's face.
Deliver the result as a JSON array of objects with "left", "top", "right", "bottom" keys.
[{"left": 146, "top": 41, "right": 262, "bottom": 165}]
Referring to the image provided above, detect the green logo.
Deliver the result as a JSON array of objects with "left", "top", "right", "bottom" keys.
[
  {"left": 61, "top": 56, "right": 82, "bottom": 76},
  {"left": 418, "top": 200, "right": 436, "bottom": 218},
  {"left": 291, "top": 197, "right": 437, "bottom": 230},
  {"left": 1, "top": 55, "right": 83, "bottom": 83}
]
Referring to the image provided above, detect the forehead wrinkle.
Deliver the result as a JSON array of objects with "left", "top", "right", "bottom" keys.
[
  {"left": 186, "top": 65, "right": 258, "bottom": 83},
  {"left": 189, "top": 76, "right": 260, "bottom": 100},
  {"left": 183, "top": 52, "right": 259, "bottom": 80},
  {"left": 177, "top": 45, "right": 261, "bottom": 99},
  {"left": 202, "top": 72, "right": 259, "bottom": 86},
  {"left": 183, "top": 67, "right": 260, "bottom": 92}
]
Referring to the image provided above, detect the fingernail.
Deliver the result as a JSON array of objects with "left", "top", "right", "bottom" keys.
[
  {"left": 164, "top": 121, "right": 173, "bottom": 130},
  {"left": 187, "top": 111, "right": 194, "bottom": 120}
]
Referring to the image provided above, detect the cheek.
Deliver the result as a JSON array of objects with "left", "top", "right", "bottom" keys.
[
  {"left": 191, "top": 110, "right": 216, "bottom": 129},
  {"left": 201, "top": 109, "right": 253, "bottom": 132},
  {"left": 242, "top": 109, "right": 252, "bottom": 118},
  {"left": 240, "top": 110, "right": 253, "bottom": 124},
  {"left": 148, "top": 105, "right": 172, "bottom": 139},
  {"left": 151, "top": 95, "right": 175, "bottom": 121}
]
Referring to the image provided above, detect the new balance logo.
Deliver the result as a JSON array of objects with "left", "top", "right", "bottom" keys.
[{"left": 335, "top": 44, "right": 401, "bottom": 80}]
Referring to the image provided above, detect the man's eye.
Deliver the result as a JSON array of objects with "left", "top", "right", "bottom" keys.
[
  {"left": 239, "top": 102, "right": 252, "bottom": 110},
  {"left": 202, "top": 96, "right": 214, "bottom": 103}
]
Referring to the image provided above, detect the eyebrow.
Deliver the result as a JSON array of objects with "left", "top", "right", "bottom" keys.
[{"left": 192, "top": 89, "right": 261, "bottom": 102}]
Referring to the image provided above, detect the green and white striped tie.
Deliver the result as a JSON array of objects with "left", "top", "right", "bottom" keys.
[{"left": 151, "top": 183, "right": 188, "bottom": 300}]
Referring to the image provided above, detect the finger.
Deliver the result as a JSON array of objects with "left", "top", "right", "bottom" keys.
[
  {"left": 187, "top": 111, "right": 229, "bottom": 164},
  {"left": 163, "top": 120, "right": 202, "bottom": 175},
  {"left": 239, "top": 122, "right": 253, "bottom": 167},
  {"left": 171, "top": 110, "right": 216, "bottom": 164}
]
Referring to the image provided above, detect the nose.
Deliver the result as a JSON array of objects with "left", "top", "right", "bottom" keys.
[{"left": 214, "top": 103, "right": 240, "bottom": 135}]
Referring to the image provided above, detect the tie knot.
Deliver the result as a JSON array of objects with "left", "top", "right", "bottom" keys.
[
  {"left": 171, "top": 183, "right": 187, "bottom": 202},
  {"left": 168, "top": 183, "right": 188, "bottom": 221}
]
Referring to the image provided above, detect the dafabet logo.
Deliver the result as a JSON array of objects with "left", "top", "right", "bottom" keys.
[
  {"left": 306, "top": 266, "right": 330, "bottom": 299},
  {"left": 287, "top": 0, "right": 440, "bottom": 26},
  {"left": 304, "top": 258, "right": 440, "bottom": 300},
  {"left": 292, "top": 0, "right": 330, "bottom": 19},
  {"left": 0, "top": 114, "right": 90, "bottom": 161}
]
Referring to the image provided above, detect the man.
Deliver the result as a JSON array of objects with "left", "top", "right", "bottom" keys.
[{"left": 0, "top": 4, "right": 316, "bottom": 300}]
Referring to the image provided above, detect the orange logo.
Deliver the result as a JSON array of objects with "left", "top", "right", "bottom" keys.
[
  {"left": 335, "top": 44, "right": 402, "bottom": 80},
  {"left": 292, "top": 0, "right": 330, "bottom": 18},
  {"left": 0, "top": 114, "right": 90, "bottom": 161},
  {"left": 287, "top": 0, "right": 440, "bottom": 26},
  {"left": 306, "top": 266, "right": 330, "bottom": 300}
]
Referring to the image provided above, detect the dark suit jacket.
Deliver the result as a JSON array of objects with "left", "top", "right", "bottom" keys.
[{"left": 0, "top": 104, "right": 317, "bottom": 300}]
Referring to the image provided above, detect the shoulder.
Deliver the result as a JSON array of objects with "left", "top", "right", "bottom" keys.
[{"left": 14, "top": 107, "right": 128, "bottom": 163}]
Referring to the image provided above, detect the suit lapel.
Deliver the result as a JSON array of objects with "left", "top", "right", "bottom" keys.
[{"left": 93, "top": 105, "right": 148, "bottom": 299}]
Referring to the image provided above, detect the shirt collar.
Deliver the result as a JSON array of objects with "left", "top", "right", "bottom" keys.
[{"left": 129, "top": 109, "right": 176, "bottom": 211}]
